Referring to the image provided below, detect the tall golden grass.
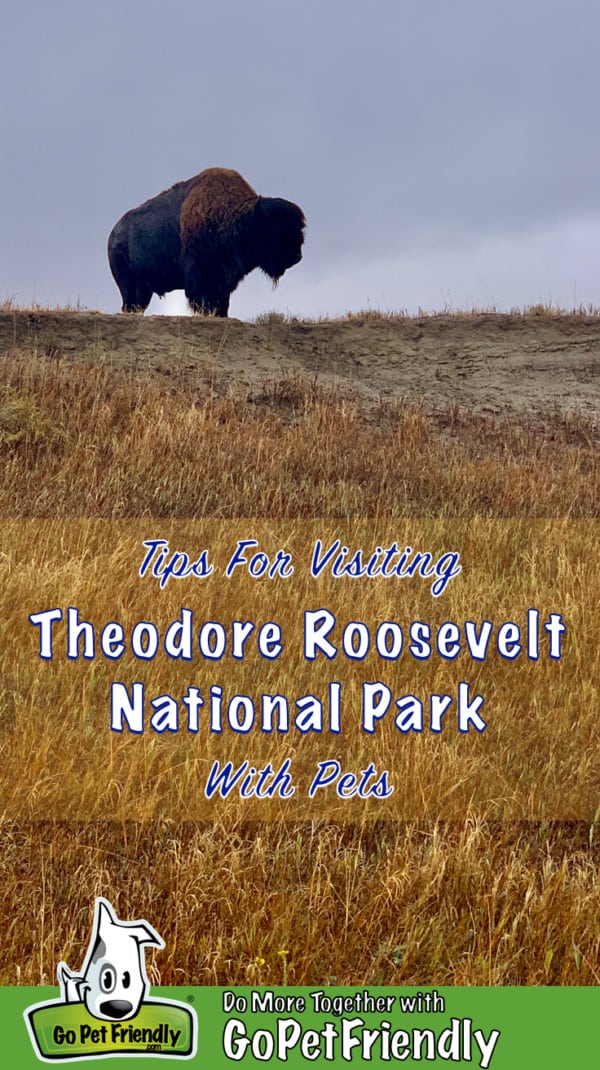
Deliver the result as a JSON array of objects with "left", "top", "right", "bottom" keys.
[
  {"left": 0, "top": 342, "right": 599, "bottom": 986},
  {"left": 0, "top": 350, "right": 598, "bottom": 517},
  {"left": 2, "top": 821, "right": 600, "bottom": 986},
  {"left": 0, "top": 518, "right": 596, "bottom": 823}
]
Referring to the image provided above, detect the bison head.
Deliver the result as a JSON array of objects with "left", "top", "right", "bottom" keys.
[{"left": 254, "top": 196, "right": 306, "bottom": 283}]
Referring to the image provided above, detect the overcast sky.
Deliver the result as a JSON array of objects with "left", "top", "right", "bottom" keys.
[{"left": 2, "top": 1, "right": 599, "bottom": 319}]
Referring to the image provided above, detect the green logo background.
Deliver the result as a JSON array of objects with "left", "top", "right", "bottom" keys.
[{"left": 9, "top": 985, "right": 600, "bottom": 1067}]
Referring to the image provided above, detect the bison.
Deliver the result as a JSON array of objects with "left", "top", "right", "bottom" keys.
[{"left": 108, "top": 167, "right": 305, "bottom": 317}]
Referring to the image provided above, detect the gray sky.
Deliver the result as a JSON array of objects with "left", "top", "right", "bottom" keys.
[{"left": 2, "top": 0, "right": 599, "bottom": 319}]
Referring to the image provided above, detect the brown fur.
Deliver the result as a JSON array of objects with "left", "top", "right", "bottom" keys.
[{"left": 180, "top": 168, "right": 259, "bottom": 237}]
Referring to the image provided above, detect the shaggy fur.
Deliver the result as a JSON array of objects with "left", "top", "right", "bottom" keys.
[{"left": 108, "top": 168, "right": 305, "bottom": 316}]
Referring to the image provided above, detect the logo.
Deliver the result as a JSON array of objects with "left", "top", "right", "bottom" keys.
[{"left": 25, "top": 897, "right": 197, "bottom": 1061}]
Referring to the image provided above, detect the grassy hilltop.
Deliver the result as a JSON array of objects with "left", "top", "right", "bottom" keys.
[{"left": 0, "top": 307, "right": 599, "bottom": 986}]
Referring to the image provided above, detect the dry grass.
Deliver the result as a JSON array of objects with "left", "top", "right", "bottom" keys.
[
  {"left": 0, "top": 297, "right": 95, "bottom": 313},
  {"left": 0, "top": 341, "right": 599, "bottom": 987},
  {"left": 2, "top": 820, "right": 599, "bottom": 987},
  {"left": 2, "top": 294, "right": 600, "bottom": 322},
  {"left": 0, "top": 517, "right": 597, "bottom": 824},
  {"left": 0, "top": 350, "right": 598, "bottom": 517},
  {"left": 255, "top": 303, "right": 600, "bottom": 325}
]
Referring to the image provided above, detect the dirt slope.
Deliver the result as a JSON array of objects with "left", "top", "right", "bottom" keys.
[{"left": 2, "top": 310, "right": 600, "bottom": 422}]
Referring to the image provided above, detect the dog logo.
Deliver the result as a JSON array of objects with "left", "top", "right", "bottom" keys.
[
  {"left": 25, "top": 897, "right": 197, "bottom": 1061},
  {"left": 57, "top": 897, "right": 164, "bottom": 1022}
]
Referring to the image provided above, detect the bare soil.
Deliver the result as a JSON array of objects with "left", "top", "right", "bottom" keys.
[{"left": 2, "top": 309, "right": 600, "bottom": 423}]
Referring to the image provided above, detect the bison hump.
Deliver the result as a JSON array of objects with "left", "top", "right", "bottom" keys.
[{"left": 180, "top": 168, "right": 258, "bottom": 238}]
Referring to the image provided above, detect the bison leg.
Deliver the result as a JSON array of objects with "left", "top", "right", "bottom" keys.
[
  {"left": 213, "top": 293, "right": 230, "bottom": 317},
  {"left": 118, "top": 278, "right": 153, "bottom": 314},
  {"left": 109, "top": 248, "right": 153, "bottom": 313},
  {"left": 184, "top": 281, "right": 230, "bottom": 318}
]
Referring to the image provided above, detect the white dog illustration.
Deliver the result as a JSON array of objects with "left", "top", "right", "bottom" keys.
[{"left": 57, "top": 897, "right": 165, "bottom": 1021}]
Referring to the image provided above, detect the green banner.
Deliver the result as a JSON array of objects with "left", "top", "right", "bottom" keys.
[{"left": 4, "top": 985, "right": 599, "bottom": 1067}]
